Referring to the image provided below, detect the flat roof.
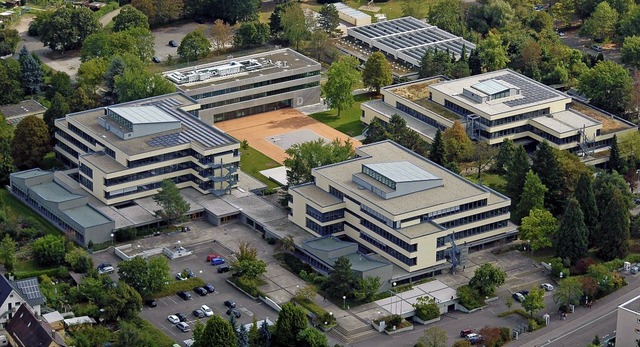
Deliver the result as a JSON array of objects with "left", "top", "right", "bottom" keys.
[
  {"left": 530, "top": 109, "right": 601, "bottom": 134},
  {"left": 292, "top": 184, "right": 342, "bottom": 208},
  {"left": 305, "top": 236, "right": 355, "bottom": 252},
  {"left": 10, "top": 169, "right": 50, "bottom": 180},
  {"left": 361, "top": 100, "right": 440, "bottom": 139},
  {"left": 312, "top": 141, "right": 504, "bottom": 216},
  {"left": 165, "top": 48, "right": 320, "bottom": 91},
  {"left": 0, "top": 100, "right": 46, "bottom": 119},
  {"left": 63, "top": 205, "right": 113, "bottom": 228},
  {"left": 472, "top": 80, "right": 510, "bottom": 96},
  {"left": 340, "top": 252, "right": 390, "bottom": 272},
  {"left": 429, "top": 69, "right": 570, "bottom": 116},
  {"left": 30, "top": 182, "right": 83, "bottom": 203},
  {"left": 620, "top": 294, "right": 640, "bottom": 314},
  {"left": 333, "top": 2, "right": 370, "bottom": 20},
  {"left": 364, "top": 161, "right": 440, "bottom": 183},
  {"left": 65, "top": 93, "right": 238, "bottom": 156},
  {"left": 111, "top": 106, "right": 179, "bottom": 124}
]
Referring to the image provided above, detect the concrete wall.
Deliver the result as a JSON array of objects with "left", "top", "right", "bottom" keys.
[{"left": 616, "top": 305, "right": 640, "bottom": 347}]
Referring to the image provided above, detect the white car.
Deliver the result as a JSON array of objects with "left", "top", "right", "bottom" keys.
[
  {"left": 541, "top": 283, "right": 554, "bottom": 291},
  {"left": 176, "top": 322, "right": 190, "bottom": 332},
  {"left": 167, "top": 315, "right": 180, "bottom": 324},
  {"left": 201, "top": 305, "right": 213, "bottom": 317}
]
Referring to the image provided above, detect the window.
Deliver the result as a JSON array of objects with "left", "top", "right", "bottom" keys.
[
  {"left": 305, "top": 205, "right": 344, "bottom": 223},
  {"left": 361, "top": 219, "right": 417, "bottom": 252},
  {"left": 360, "top": 232, "right": 417, "bottom": 266},
  {"left": 192, "top": 71, "right": 320, "bottom": 99},
  {"left": 79, "top": 163, "right": 93, "bottom": 178},
  {"left": 306, "top": 218, "right": 344, "bottom": 236}
]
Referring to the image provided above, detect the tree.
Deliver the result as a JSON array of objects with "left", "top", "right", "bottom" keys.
[
  {"left": 598, "top": 189, "right": 630, "bottom": 260},
  {"left": 476, "top": 31, "right": 510, "bottom": 72},
  {"left": 318, "top": 4, "right": 339, "bottom": 34},
  {"left": 0, "top": 28, "right": 20, "bottom": 56},
  {"left": 443, "top": 121, "right": 472, "bottom": 163},
  {"left": 38, "top": 6, "right": 101, "bottom": 52},
  {"left": 64, "top": 247, "right": 93, "bottom": 273},
  {"left": 532, "top": 141, "right": 564, "bottom": 214},
  {"left": 195, "top": 315, "right": 237, "bottom": 347},
  {"left": 117, "top": 256, "right": 170, "bottom": 298},
  {"left": 362, "top": 52, "right": 393, "bottom": 94},
  {"left": 578, "top": 60, "right": 633, "bottom": 115},
  {"left": 237, "top": 322, "right": 249, "bottom": 347},
  {"left": 519, "top": 209, "right": 558, "bottom": 251},
  {"left": 31, "top": 234, "right": 66, "bottom": 266},
  {"left": 353, "top": 276, "right": 381, "bottom": 303},
  {"left": 573, "top": 172, "right": 599, "bottom": 238},
  {"left": 269, "top": 0, "right": 294, "bottom": 38},
  {"left": 46, "top": 71, "right": 73, "bottom": 100},
  {"left": 622, "top": 36, "right": 640, "bottom": 67},
  {"left": 20, "top": 49, "right": 43, "bottom": 95},
  {"left": 593, "top": 171, "right": 633, "bottom": 213},
  {"left": 0, "top": 117, "right": 14, "bottom": 186},
  {"left": 231, "top": 241, "right": 267, "bottom": 279},
  {"left": 259, "top": 319, "right": 271, "bottom": 347},
  {"left": 114, "top": 70, "right": 175, "bottom": 103},
  {"left": 469, "top": 263, "right": 506, "bottom": 297},
  {"left": 428, "top": 129, "right": 447, "bottom": 166},
  {"left": 211, "top": 20, "right": 233, "bottom": 53},
  {"left": 274, "top": 302, "right": 308, "bottom": 347},
  {"left": 469, "top": 141, "right": 498, "bottom": 179},
  {"left": 125, "top": 27, "right": 156, "bottom": 63},
  {"left": 402, "top": 0, "right": 429, "bottom": 18},
  {"left": 505, "top": 145, "right": 530, "bottom": 207},
  {"left": 412, "top": 296, "right": 440, "bottom": 321},
  {"left": 307, "top": 28, "right": 334, "bottom": 62},
  {"left": 275, "top": 235, "right": 295, "bottom": 254},
  {"left": 77, "top": 58, "right": 109, "bottom": 92},
  {"left": 427, "top": 0, "right": 466, "bottom": 36},
  {"left": 324, "top": 256, "right": 356, "bottom": 299},
  {"left": 284, "top": 138, "right": 354, "bottom": 186},
  {"left": 234, "top": 22, "right": 270, "bottom": 48},
  {"left": 419, "top": 48, "right": 452, "bottom": 78},
  {"left": 152, "top": 179, "right": 190, "bottom": 225},
  {"left": 152, "top": 0, "right": 184, "bottom": 26},
  {"left": 555, "top": 198, "right": 589, "bottom": 264},
  {"left": 193, "top": 321, "right": 205, "bottom": 344},
  {"left": 580, "top": 2, "right": 618, "bottom": 42},
  {"left": 0, "top": 60, "right": 23, "bottom": 105},
  {"left": 514, "top": 170, "right": 547, "bottom": 223},
  {"left": 494, "top": 138, "right": 515, "bottom": 174},
  {"left": 620, "top": 5, "right": 640, "bottom": 37},
  {"left": 178, "top": 30, "right": 211, "bottom": 61},
  {"left": 104, "top": 281, "right": 142, "bottom": 321},
  {"left": 11, "top": 115, "right": 50, "bottom": 170},
  {"left": 323, "top": 56, "right": 360, "bottom": 116},
  {"left": 550, "top": 0, "right": 575, "bottom": 28},
  {"left": 0, "top": 235, "right": 16, "bottom": 272},
  {"left": 609, "top": 134, "right": 624, "bottom": 173},
  {"left": 417, "top": 326, "right": 448, "bottom": 347},
  {"left": 297, "top": 327, "right": 328, "bottom": 347},
  {"left": 522, "top": 288, "right": 545, "bottom": 317},
  {"left": 553, "top": 277, "right": 583, "bottom": 307},
  {"left": 80, "top": 32, "right": 136, "bottom": 62},
  {"left": 281, "top": 2, "right": 309, "bottom": 51},
  {"left": 113, "top": 5, "right": 149, "bottom": 32},
  {"left": 44, "top": 93, "right": 70, "bottom": 141}
]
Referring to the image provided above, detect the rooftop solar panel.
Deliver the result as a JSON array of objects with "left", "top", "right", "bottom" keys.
[{"left": 15, "top": 278, "right": 42, "bottom": 300}]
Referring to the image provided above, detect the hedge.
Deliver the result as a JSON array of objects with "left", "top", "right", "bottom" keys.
[
  {"left": 228, "top": 276, "right": 266, "bottom": 298},
  {"left": 152, "top": 277, "right": 206, "bottom": 298},
  {"left": 13, "top": 266, "right": 68, "bottom": 280}
]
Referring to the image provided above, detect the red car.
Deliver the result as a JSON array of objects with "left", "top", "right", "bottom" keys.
[
  {"left": 206, "top": 254, "right": 221, "bottom": 262},
  {"left": 460, "top": 329, "right": 475, "bottom": 338}
]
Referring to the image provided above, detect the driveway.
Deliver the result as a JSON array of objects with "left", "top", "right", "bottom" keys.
[
  {"left": 152, "top": 22, "right": 204, "bottom": 62},
  {"left": 559, "top": 28, "right": 622, "bottom": 64}
]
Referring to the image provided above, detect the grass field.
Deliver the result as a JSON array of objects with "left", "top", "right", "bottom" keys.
[
  {"left": 309, "top": 93, "right": 374, "bottom": 136},
  {"left": 240, "top": 146, "right": 282, "bottom": 189},
  {"left": 0, "top": 189, "right": 61, "bottom": 236},
  {"left": 260, "top": 0, "right": 407, "bottom": 24},
  {"left": 464, "top": 173, "right": 508, "bottom": 195}
]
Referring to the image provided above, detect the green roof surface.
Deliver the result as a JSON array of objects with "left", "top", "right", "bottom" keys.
[
  {"left": 30, "top": 182, "right": 83, "bottom": 203},
  {"left": 305, "top": 236, "right": 354, "bottom": 252}
]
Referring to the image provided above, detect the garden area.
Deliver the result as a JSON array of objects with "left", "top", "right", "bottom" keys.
[
  {"left": 239, "top": 143, "right": 282, "bottom": 190},
  {"left": 309, "top": 92, "right": 374, "bottom": 137}
]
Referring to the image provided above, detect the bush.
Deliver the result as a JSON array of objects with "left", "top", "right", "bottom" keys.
[
  {"left": 93, "top": 2, "right": 119, "bottom": 19},
  {"left": 292, "top": 297, "right": 326, "bottom": 318},
  {"left": 152, "top": 277, "right": 205, "bottom": 298},
  {"left": 228, "top": 276, "right": 266, "bottom": 298},
  {"left": 413, "top": 296, "right": 440, "bottom": 321},
  {"left": 115, "top": 227, "right": 137, "bottom": 242},
  {"left": 14, "top": 266, "right": 68, "bottom": 280},
  {"left": 456, "top": 285, "right": 484, "bottom": 309},
  {"left": 312, "top": 275, "right": 327, "bottom": 287},
  {"left": 281, "top": 253, "right": 313, "bottom": 275},
  {"left": 528, "top": 318, "right": 540, "bottom": 332}
]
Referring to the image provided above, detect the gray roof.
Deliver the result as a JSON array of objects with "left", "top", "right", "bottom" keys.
[
  {"left": 63, "top": 205, "right": 113, "bottom": 228},
  {"left": 10, "top": 169, "right": 50, "bottom": 180},
  {"left": 472, "top": 80, "right": 510, "bottom": 96},
  {"left": 110, "top": 106, "right": 179, "bottom": 124},
  {"left": 338, "top": 252, "right": 391, "bottom": 272},
  {"left": 333, "top": 3, "right": 370, "bottom": 20},
  {"left": 304, "top": 236, "right": 355, "bottom": 252},
  {"left": 530, "top": 109, "right": 601, "bottom": 134},
  {"left": 361, "top": 100, "right": 441, "bottom": 140},
  {"left": 11, "top": 278, "right": 45, "bottom": 307},
  {"left": 30, "top": 182, "right": 83, "bottom": 203},
  {"left": 0, "top": 100, "right": 46, "bottom": 119},
  {"left": 364, "top": 161, "right": 440, "bottom": 183}
]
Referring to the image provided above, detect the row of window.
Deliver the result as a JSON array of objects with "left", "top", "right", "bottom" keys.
[
  {"left": 127, "top": 149, "right": 237, "bottom": 169},
  {"left": 105, "top": 161, "right": 238, "bottom": 187},
  {"left": 107, "top": 110, "right": 134, "bottom": 131},
  {"left": 478, "top": 124, "right": 580, "bottom": 144},
  {"left": 306, "top": 205, "right": 344, "bottom": 223},
  {"left": 57, "top": 142, "right": 79, "bottom": 160},
  {"left": 68, "top": 123, "right": 97, "bottom": 146},
  {"left": 79, "top": 164, "right": 93, "bottom": 179},
  {"left": 212, "top": 100, "right": 292, "bottom": 123},
  {"left": 79, "top": 176, "right": 93, "bottom": 190},
  {"left": 361, "top": 204, "right": 394, "bottom": 228},
  {"left": 477, "top": 108, "right": 550, "bottom": 127},
  {"left": 192, "top": 71, "right": 320, "bottom": 100},
  {"left": 328, "top": 186, "right": 361, "bottom": 206},
  {"left": 360, "top": 218, "right": 417, "bottom": 252},
  {"left": 201, "top": 82, "right": 319, "bottom": 110},
  {"left": 360, "top": 232, "right": 417, "bottom": 266},
  {"left": 306, "top": 218, "right": 345, "bottom": 236},
  {"left": 63, "top": 124, "right": 114, "bottom": 159},
  {"left": 438, "top": 206, "right": 509, "bottom": 229},
  {"left": 436, "top": 219, "right": 510, "bottom": 247},
  {"left": 104, "top": 173, "right": 195, "bottom": 199},
  {"left": 401, "top": 199, "right": 488, "bottom": 225},
  {"left": 57, "top": 129, "right": 90, "bottom": 154},
  {"left": 397, "top": 102, "right": 448, "bottom": 132},
  {"left": 362, "top": 166, "right": 396, "bottom": 190}
]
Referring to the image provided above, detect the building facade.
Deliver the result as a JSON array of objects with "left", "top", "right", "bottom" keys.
[
  {"left": 164, "top": 48, "right": 321, "bottom": 124},
  {"left": 54, "top": 93, "right": 240, "bottom": 206},
  {"left": 288, "top": 141, "right": 516, "bottom": 277},
  {"left": 616, "top": 295, "right": 640, "bottom": 346},
  {"left": 362, "top": 69, "right": 636, "bottom": 160}
]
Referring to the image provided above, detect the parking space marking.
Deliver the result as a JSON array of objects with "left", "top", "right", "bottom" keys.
[{"left": 239, "top": 307, "right": 254, "bottom": 317}]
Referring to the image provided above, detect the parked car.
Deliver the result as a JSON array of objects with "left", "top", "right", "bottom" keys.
[
  {"left": 541, "top": 283, "right": 554, "bottom": 291},
  {"left": 192, "top": 309, "right": 205, "bottom": 318},
  {"left": 224, "top": 300, "right": 236, "bottom": 309},
  {"left": 97, "top": 263, "right": 114, "bottom": 274},
  {"left": 591, "top": 45, "right": 603, "bottom": 52},
  {"left": 206, "top": 254, "right": 222, "bottom": 262},
  {"left": 167, "top": 315, "right": 180, "bottom": 324},
  {"left": 204, "top": 284, "right": 215, "bottom": 293},
  {"left": 193, "top": 287, "right": 208, "bottom": 296},
  {"left": 466, "top": 333, "right": 483, "bottom": 344},
  {"left": 218, "top": 264, "right": 230, "bottom": 273},
  {"left": 176, "top": 313, "right": 187, "bottom": 322},
  {"left": 211, "top": 257, "right": 225, "bottom": 266},
  {"left": 460, "top": 329, "right": 475, "bottom": 338},
  {"left": 226, "top": 308, "right": 241, "bottom": 318},
  {"left": 169, "top": 40, "right": 178, "bottom": 47},
  {"left": 175, "top": 273, "right": 188, "bottom": 281},
  {"left": 177, "top": 291, "right": 191, "bottom": 300},
  {"left": 176, "top": 322, "right": 190, "bottom": 332},
  {"left": 152, "top": 56, "right": 161, "bottom": 63},
  {"left": 518, "top": 290, "right": 529, "bottom": 296},
  {"left": 145, "top": 299, "right": 157, "bottom": 308},
  {"left": 201, "top": 305, "right": 213, "bottom": 317},
  {"left": 512, "top": 292, "right": 525, "bottom": 303}
]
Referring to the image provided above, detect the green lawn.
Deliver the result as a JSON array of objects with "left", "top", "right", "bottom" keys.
[
  {"left": 240, "top": 146, "right": 281, "bottom": 189},
  {"left": 0, "top": 189, "right": 61, "bottom": 236},
  {"left": 344, "top": 0, "right": 406, "bottom": 20},
  {"left": 15, "top": 259, "right": 46, "bottom": 272},
  {"left": 309, "top": 93, "right": 374, "bottom": 136},
  {"left": 464, "top": 173, "right": 507, "bottom": 195}
]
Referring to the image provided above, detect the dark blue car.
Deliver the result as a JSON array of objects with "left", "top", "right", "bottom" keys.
[{"left": 211, "top": 257, "right": 225, "bottom": 266}]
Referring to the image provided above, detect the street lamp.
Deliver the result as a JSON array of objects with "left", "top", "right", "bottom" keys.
[
  {"left": 392, "top": 282, "right": 397, "bottom": 315},
  {"left": 110, "top": 233, "right": 114, "bottom": 245},
  {"left": 342, "top": 296, "right": 346, "bottom": 309}
]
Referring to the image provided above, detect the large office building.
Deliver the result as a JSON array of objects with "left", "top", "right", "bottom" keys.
[
  {"left": 616, "top": 294, "right": 640, "bottom": 346},
  {"left": 54, "top": 93, "right": 240, "bottom": 206},
  {"left": 362, "top": 69, "right": 636, "bottom": 160},
  {"left": 288, "top": 141, "right": 516, "bottom": 277},
  {"left": 164, "top": 48, "right": 321, "bottom": 124}
]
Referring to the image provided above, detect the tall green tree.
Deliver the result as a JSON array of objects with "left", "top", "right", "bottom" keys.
[
  {"left": 0, "top": 117, "right": 15, "bottom": 186},
  {"left": 362, "top": 52, "right": 393, "bottom": 94},
  {"left": 281, "top": 2, "right": 309, "bottom": 51},
  {"left": 113, "top": 5, "right": 149, "bottom": 32},
  {"left": 318, "top": 3, "right": 339, "bottom": 34},
  {"left": 476, "top": 31, "right": 510, "bottom": 71},
  {"left": 269, "top": 0, "right": 294, "bottom": 38},
  {"left": 284, "top": 138, "right": 354, "bottom": 186},
  {"left": 104, "top": 281, "right": 142, "bottom": 321},
  {"left": 44, "top": 93, "right": 70, "bottom": 142},
  {"left": 442, "top": 121, "right": 472, "bottom": 163},
  {"left": 522, "top": 288, "right": 545, "bottom": 317},
  {"left": 153, "top": 179, "right": 190, "bottom": 225},
  {"left": 178, "top": 30, "right": 211, "bottom": 61},
  {"left": 598, "top": 189, "right": 630, "bottom": 260},
  {"left": 20, "top": 48, "right": 43, "bottom": 95},
  {"left": 11, "top": 115, "right": 50, "bottom": 170},
  {"left": 609, "top": 134, "right": 624, "bottom": 173},
  {"left": 402, "top": 0, "right": 429, "bottom": 18},
  {"left": 237, "top": 323, "right": 249, "bottom": 347},
  {"left": 297, "top": 327, "right": 328, "bottom": 347},
  {"left": 555, "top": 198, "right": 589, "bottom": 264},
  {"left": 519, "top": 208, "right": 558, "bottom": 251},
  {"left": 195, "top": 315, "right": 237, "bottom": 347},
  {"left": 117, "top": 256, "right": 170, "bottom": 298},
  {"left": 593, "top": 171, "right": 633, "bottom": 212},
  {"left": 469, "top": 141, "right": 498, "bottom": 179},
  {"left": 622, "top": 36, "right": 640, "bottom": 67},
  {"left": 114, "top": 70, "right": 175, "bottom": 103},
  {"left": 353, "top": 276, "right": 381, "bottom": 303},
  {"left": 231, "top": 241, "right": 267, "bottom": 279},
  {"left": 469, "top": 263, "right": 506, "bottom": 297},
  {"left": 428, "top": 129, "right": 447, "bottom": 166},
  {"left": 0, "top": 59, "right": 23, "bottom": 105},
  {"left": 427, "top": 0, "right": 466, "bottom": 36},
  {"left": 234, "top": 22, "right": 270, "bottom": 48},
  {"left": 38, "top": 6, "right": 101, "bottom": 52},
  {"left": 46, "top": 71, "right": 73, "bottom": 100},
  {"left": 578, "top": 60, "right": 633, "bottom": 115},
  {"left": 0, "top": 235, "right": 16, "bottom": 272},
  {"left": 553, "top": 277, "right": 583, "bottom": 307},
  {"left": 532, "top": 141, "right": 564, "bottom": 215},
  {"left": 574, "top": 172, "right": 599, "bottom": 237},
  {"left": 514, "top": 170, "right": 547, "bottom": 223},
  {"left": 579, "top": 2, "right": 618, "bottom": 42},
  {"left": 505, "top": 145, "right": 530, "bottom": 208},
  {"left": 274, "top": 302, "right": 308, "bottom": 347},
  {"left": 417, "top": 326, "right": 448, "bottom": 347},
  {"left": 323, "top": 256, "right": 356, "bottom": 299},
  {"left": 323, "top": 56, "right": 360, "bottom": 116},
  {"left": 31, "top": 234, "right": 66, "bottom": 266},
  {"left": 494, "top": 138, "right": 515, "bottom": 174},
  {"left": 419, "top": 48, "right": 452, "bottom": 78}
]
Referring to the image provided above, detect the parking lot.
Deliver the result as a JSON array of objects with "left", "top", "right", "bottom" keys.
[{"left": 152, "top": 22, "right": 205, "bottom": 62}]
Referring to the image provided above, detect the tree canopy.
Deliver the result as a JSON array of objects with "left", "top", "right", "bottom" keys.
[
  {"left": 469, "top": 263, "right": 506, "bottom": 297},
  {"left": 274, "top": 302, "right": 308, "bottom": 347},
  {"left": 31, "top": 234, "right": 66, "bottom": 266},
  {"left": 178, "top": 30, "right": 211, "bottom": 61},
  {"left": 323, "top": 256, "right": 356, "bottom": 299},
  {"left": 598, "top": 189, "right": 630, "bottom": 260},
  {"left": 519, "top": 208, "right": 558, "bottom": 251},
  {"left": 514, "top": 170, "right": 547, "bottom": 224},
  {"left": 284, "top": 138, "right": 354, "bottom": 186},
  {"left": 578, "top": 60, "right": 633, "bottom": 115},
  {"left": 38, "top": 6, "right": 101, "bottom": 52},
  {"left": 113, "top": 5, "right": 149, "bottom": 32},
  {"left": 194, "top": 315, "right": 237, "bottom": 347},
  {"left": 153, "top": 179, "right": 191, "bottom": 225},
  {"left": 362, "top": 51, "right": 393, "bottom": 94},
  {"left": 323, "top": 56, "right": 360, "bottom": 116},
  {"left": 555, "top": 198, "right": 589, "bottom": 264},
  {"left": 11, "top": 115, "right": 50, "bottom": 170},
  {"left": 117, "top": 255, "right": 170, "bottom": 298}
]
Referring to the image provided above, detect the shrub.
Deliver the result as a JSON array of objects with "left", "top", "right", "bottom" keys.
[
  {"left": 14, "top": 266, "right": 68, "bottom": 280},
  {"left": 115, "top": 227, "right": 137, "bottom": 242},
  {"left": 528, "top": 318, "right": 540, "bottom": 332},
  {"left": 499, "top": 327, "right": 512, "bottom": 343},
  {"left": 413, "top": 296, "right": 440, "bottom": 320},
  {"left": 312, "top": 275, "right": 327, "bottom": 287},
  {"left": 282, "top": 253, "right": 313, "bottom": 275},
  {"left": 456, "top": 285, "right": 484, "bottom": 309}
]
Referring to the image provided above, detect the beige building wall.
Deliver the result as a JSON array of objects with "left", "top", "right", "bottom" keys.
[{"left": 616, "top": 298, "right": 640, "bottom": 347}]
